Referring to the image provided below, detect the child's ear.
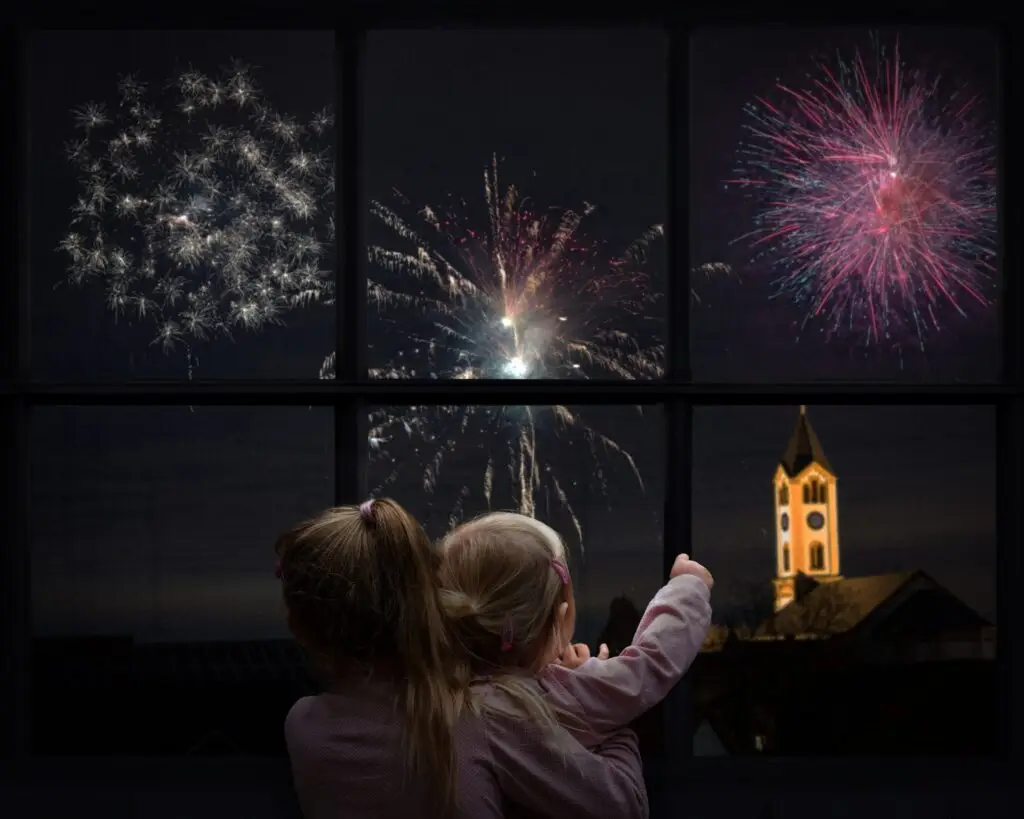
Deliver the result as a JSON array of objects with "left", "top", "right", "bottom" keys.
[{"left": 556, "top": 601, "right": 570, "bottom": 633}]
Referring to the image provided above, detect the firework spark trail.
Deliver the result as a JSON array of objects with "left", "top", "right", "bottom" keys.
[
  {"left": 729, "top": 38, "right": 996, "bottom": 347},
  {"left": 59, "top": 63, "right": 713, "bottom": 553},
  {"left": 338, "top": 156, "right": 666, "bottom": 551},
  {"left": 59, "top": 62, "right": 336, "bottom": 365},
  {"left": 691, "top": 262, "right": 736, "bottom": 307}
]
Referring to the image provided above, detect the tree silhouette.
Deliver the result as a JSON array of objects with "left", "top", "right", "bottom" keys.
[
  {"left": 718, "top": 579, "right": 777, "bottom": 640},
  {"left": 785, "top": 583, "right": 859, "bottom": 637},
  {"left": 597, "top": 595, "right": 643, "bottom": 655},
  {"left": 594, "top": 594, "right": 663, "bottom": 755}
]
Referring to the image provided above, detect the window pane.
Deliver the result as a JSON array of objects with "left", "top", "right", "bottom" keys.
[
  {"left": 367, "top": 402, "right": 665, "bottom": 649},
  {"left": 689, "top": 27, "right": 999, "bottom": 382},
  {"left": 30, "top": 31, "right": 336, "bottom": 381},
  {"left": 361, "top": 31, "right": 666, "bottom": 382},
  {"left": 691, "top": 405, "right": 997, "bottom": 755},
  {"left": 31, "top": 406, "right": 332, "bottom": 754}
]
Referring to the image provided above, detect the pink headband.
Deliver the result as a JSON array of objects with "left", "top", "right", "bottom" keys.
[{"left": 550, "top": 558, "right": 570, "bottom": 585}]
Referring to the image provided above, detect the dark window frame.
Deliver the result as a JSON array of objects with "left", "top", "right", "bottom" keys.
[{"left": 1, "top": 10, "right": 1020, "bottom": 802}]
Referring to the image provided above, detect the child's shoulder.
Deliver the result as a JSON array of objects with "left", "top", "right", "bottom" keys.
[
  {"left": 284, "top": 695, "right": 318, "bottom": 730},
  {"left": 467, "top": 677, "right": 545, "bottom": 721}
]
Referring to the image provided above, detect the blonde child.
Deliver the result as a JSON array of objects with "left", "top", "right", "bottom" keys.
[
  {"left": 277, "top": 499, "right": 648, "bottom": 819},
  {"left": 439, "top": 511, "right": 713, "bottom": 750}
]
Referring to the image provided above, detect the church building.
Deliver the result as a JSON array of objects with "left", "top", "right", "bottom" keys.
[{"left": 772, "top": 405, "right": 842, "bottom": 612}]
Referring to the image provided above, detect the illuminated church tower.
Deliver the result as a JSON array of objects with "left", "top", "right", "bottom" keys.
[{"left": 772, "top": 406, "right": 842, "bottom": 612}]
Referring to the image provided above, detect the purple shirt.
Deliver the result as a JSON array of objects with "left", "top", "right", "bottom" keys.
[
  {"left": 285, "top": 684, "right": 645, "bottom": 819},
  {"left": 541, "top": 574, "right": 712, "bottom": 748},
  {"left": 284, "top": 573, "right": 710, "bottom": 818}
]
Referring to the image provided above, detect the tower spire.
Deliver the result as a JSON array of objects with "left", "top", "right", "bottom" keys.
[{"left": 779, "top": 405, "right": 833, "bottom": 476}]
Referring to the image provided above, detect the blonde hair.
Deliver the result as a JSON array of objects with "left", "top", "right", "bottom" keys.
[
  {"left": 274, "top": 499, "right": 459, "bottom": 818},
  {"left": 438, "top": 511, "right": 577, "bottom": 734}
]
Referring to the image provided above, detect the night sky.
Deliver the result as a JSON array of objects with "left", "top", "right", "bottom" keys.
[
  {"left": 689, "top": 26, "right": 1000, "bottom": 383},
  {"left": 27, "top": 30, "right": 997, "bottom": 644}
]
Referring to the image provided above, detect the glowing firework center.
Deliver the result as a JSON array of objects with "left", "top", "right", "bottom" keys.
[{"left": 492, "top": 313, "right": 573, "bottom": 379}]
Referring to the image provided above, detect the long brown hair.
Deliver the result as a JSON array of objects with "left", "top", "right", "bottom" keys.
[{"left": 274, "top": 499, "right": 459, "bottom": 816}]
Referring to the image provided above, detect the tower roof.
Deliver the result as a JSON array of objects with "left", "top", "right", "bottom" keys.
[{"left": 779, "top": 405, "right": 833, "bottom": 477}]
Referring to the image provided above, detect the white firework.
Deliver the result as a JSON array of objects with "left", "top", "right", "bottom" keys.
[{"left": 58, "top": 62, "right": 335, "bottom": 364}]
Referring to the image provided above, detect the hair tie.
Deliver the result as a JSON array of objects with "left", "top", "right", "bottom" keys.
[
  {"left": 359, "top": 499, "right": 375, "bottom": 523},
  {"left": 500, "top": 619, "right": 514, "bottom": 652},
  {"left": 550, "top": 559, "right": 570, "bottom": 586}
]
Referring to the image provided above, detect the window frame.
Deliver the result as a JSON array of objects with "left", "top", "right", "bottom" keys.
[{"left": 1, "top": 12, "right": 1021, "bottom": 802}]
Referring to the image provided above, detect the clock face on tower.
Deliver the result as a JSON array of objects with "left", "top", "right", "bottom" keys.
[
  {"left": 780, "top": 513, "right": 790, "bottom": 532},
  {"left": 807, "top": 511, "right": 825, "bottom": 530}
]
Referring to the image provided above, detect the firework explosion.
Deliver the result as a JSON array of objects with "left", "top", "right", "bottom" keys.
[
  {"left": 58, "top": 62, "right": 335, "bottom": 371},
  {"left": 343, "top": 157, "right": 665, "bottom": 547},
  {"left": 729, "top": 38, "right": 996, "bottom": 347},
  {"left": 58, "top": 62, "right": 671, "bottom": 549}
]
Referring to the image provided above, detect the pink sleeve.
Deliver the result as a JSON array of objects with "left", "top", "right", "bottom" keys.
[
  {"left": 484, "top": 712, "right": 648, "bottom": 819},
  {"left": 539, "top": 574, "right": 712, "bottom": 747}
]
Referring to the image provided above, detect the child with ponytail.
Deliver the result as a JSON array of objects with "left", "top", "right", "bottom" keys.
[
  {"left": 438, "top": 511, "right": 713, "bottom": 752},
  {"left": 278, "top": 499, "right": 649, "bottom": 819}
]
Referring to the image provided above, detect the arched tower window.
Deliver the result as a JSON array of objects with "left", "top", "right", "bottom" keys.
[
  {"left": 803, "top": 484, "right": 810, "bottom": 503},
  {"left": 779, "top": 485, "right": 789, "bottom": 505},
  {"left": 809, "top": 542, "right": 825, "bottom": 571},
  {"left": 782, "top": 546, "right": 791, "bottom": 573},
  {"left": 820, "top": 484, "right": 828, "bottom": 503}
]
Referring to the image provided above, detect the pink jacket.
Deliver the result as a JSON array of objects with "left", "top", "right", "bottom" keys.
[
  {"left": 540, "top": 573, "right": 712, "bottom": 748},
  {"left": 286, "top": 682, "right": 646, "bottom": 819},
  {"left": 284, "top": 574, "right": 710, "bottom": 819}
]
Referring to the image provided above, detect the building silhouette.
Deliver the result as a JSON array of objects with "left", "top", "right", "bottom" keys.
[{"left": 691, "top": 405, "right": 997, "bottom": 755}]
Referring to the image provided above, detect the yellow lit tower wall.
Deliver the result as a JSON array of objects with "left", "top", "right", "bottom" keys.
[{"left": 772, "top": 406, "right": 843, "bottom": 612}]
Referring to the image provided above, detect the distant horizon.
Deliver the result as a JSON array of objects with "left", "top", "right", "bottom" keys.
[{"left": 31, "top": 566, "right": 997, "bottom": 649}]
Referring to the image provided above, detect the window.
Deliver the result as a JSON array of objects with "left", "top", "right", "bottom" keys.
[
  {"left": 690, "top": 26, "right": 1000, "bottom": 383},
  {"left": 692, "top": 405, "right": 998, "bottom": 754},
  {"left": 809, "top": 542, "right": 825, "bottom": 571},
  {"left": 368, "top": 404, "right": 666, "bottom": 648},
  {"left": 3, "top": 10, "right": 1016, "bottom": 796},
  {"left": 29, "top": 407, "right": 332, "bottom": 753},
  {"left": 363, "top": 29, "right": 666, "bottom": 383},
  {"left": 30, "top": 31, "right": 336, "bottom": 381}
]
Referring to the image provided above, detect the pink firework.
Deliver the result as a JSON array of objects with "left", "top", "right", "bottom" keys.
[{"left": 730, "top": 38, "right": 996, "bottom": 346}]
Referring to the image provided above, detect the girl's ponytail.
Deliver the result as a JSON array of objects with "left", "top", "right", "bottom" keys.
[
  {"left": 276, "top": 499, "right": 461, "bottom": 818},
  {"left": 365, "top": 500, "right": 461, "bottom": 818}
]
